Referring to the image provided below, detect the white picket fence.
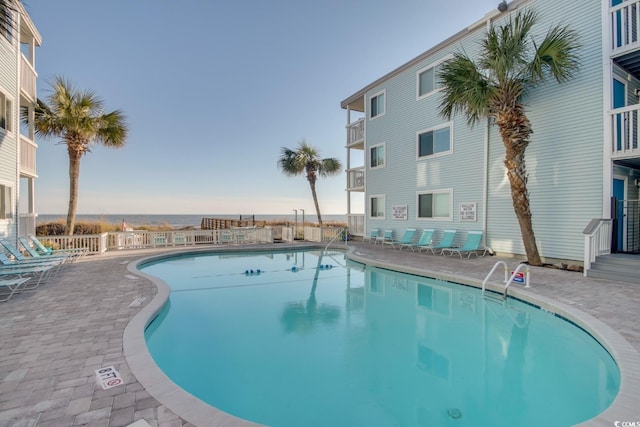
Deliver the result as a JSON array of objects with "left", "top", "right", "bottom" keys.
[{"left": 36, "top": 226, "right": 347, "bottom": 255}]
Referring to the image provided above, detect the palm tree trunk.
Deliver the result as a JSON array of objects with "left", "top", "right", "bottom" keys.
[
  {"left": 308, "top": 178, "right": 323, "bottom": 226},
  {"left": 66, "top": 148, "right": 82, "bottom": 235},
  {"left": 497, "top": 109, "right": 543, "bottom": 266}
]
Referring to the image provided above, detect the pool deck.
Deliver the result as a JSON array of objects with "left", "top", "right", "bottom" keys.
[{"left": 0, "top": 241, "right": 638, "bottom": 427}]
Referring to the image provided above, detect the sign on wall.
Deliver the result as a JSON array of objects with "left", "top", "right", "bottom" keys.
[
  {"left": 392, "top": 205, "right": 408, "bottom": 220},
  {"left": 459, "top": 202, "right": 477, "bottom": 222}
]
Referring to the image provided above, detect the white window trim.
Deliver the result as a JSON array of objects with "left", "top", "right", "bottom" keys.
[
  {"left": 416, "top": 121, "right": 454, "bottom": 160},
  {"left": 416, "top": 188, "right": 453, "bottom": 221},
  {"left": 0, "top": 180, "right": 14, "bottom": 222},
  {"left": 369, "top": 142, "right": 386, "bottom": 170},
  {"left": 0, "top": 89, "right": 15, "bottom": 135},
  {"left": 368, "top": 89, "right": 386, "bottom": 120},
  {"left": 369, "top": 194, "right": 386, "bottom": 219},
  {"left": 416, "top": 54, "right": 453, "bottom": 100}
]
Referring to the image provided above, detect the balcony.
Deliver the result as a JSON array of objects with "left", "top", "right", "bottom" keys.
[
  {"left": 20, "top": 54, "right": 37, "bottom": 102},
  {"left": 347, "top": 167, "right": 365, "bottom": 191},
  {"left": 346, "top": 118, "right": 364, "bottom": 148},
  {"left": 20, "top": 136, "right": 37, "bottom": 177},
  {"left": 611, "top": 0, "right": 640, "bottom": 76}
]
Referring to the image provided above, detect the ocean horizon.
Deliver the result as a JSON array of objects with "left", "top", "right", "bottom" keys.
[{"left": 36, "top": 213, "right": 348, "bottom": 229}]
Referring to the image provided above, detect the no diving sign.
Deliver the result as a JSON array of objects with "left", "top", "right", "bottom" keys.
[{"left": 95, "top": 366, "right": 124, "bottom": 390}]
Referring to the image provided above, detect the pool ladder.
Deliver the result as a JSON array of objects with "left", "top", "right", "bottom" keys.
[{"left": 482, "top": 261, "right": 530, "bottom": 301}]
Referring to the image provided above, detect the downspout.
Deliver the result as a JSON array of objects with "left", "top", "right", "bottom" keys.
[{"left": 482, "top": 117, "right": 490, "bottom": 252}]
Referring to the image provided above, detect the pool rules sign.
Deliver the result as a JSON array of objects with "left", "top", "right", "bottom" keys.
[
  {"left": 459, "top": 202, "right": 477, "bottom": 222},
  {"left": 95, "top": 366, "right": 124, "bottom": 389}
]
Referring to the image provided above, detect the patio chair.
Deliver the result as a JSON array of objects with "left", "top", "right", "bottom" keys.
[
  {"left": 442, "top": 231, "right": 487, "bottom": 258},
  {"left": 0, "top": 239, "right": 67, "bottom": 266},
  {"left": 28, "top": 234, "right": 88, "bottom": 258},
  {"left": 18, "top": 238, "right": 75, "bottom": 264},
  {"left": 384, "top": 228, "right": 417, "bottom": 249},
  {"left": 0, "top": 276, "right": 32, "bottom": 302},
  {"left": 0, "top": 254, "right": 57, "bottom": 289},
  {"left": 423, "top": 229, "right": 457, "bottom": 255},
  {"left": 364, "top": 229, "right": 379, "bottom": 244},
  {"left": 375, "top": 229, "right": 394, "bottom": 245},
  {"left": 399, "top": 229, "right": 435, "bottom": 252}
]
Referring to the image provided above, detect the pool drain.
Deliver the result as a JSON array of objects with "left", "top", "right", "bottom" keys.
[{"left": 447, "top": 408, "right": 462, "bottom": 419}]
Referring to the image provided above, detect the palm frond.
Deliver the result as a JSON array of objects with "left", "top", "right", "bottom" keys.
[{"left": 528, "top": 24, "right": 580, "bottom": 84}]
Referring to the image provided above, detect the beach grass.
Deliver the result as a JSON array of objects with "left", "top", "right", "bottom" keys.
[{"left": 36, "top": 218, "right": 347, "bottom": 235}]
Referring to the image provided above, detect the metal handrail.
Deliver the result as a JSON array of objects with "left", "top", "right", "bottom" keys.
[{"left": 482, "top": 261, "right": 530, "bottom": 298}]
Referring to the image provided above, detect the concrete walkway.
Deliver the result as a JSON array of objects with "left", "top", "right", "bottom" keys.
[{"left": 0, "top": 242, "right": 638, "bottom": 426}]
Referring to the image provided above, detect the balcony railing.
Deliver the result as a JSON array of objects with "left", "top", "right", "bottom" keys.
[
  {"left": 20, "top": 136, "right": 37, "bottom": 177},
  {"left": 610, "top": 104, "right": 640, "bottom": 158},
  {"left": 347, "top": 167, "right": 365, "bottom": 190},
  {"left": 20, "top": 53, "right": 37, "bottom": 102},
  {"left": 346, "top": 118, "right": 364, "bottom": 147}
]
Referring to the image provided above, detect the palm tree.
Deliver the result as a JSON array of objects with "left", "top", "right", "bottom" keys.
[
  {"left": 277, "top": 140, "right": 342, "bottom": 226},
  {"left": 438, "top": 10, "right": 579, "bottom": 266},
  {"left": 28, "top": 76, "right": 128, "bottom": 235}
]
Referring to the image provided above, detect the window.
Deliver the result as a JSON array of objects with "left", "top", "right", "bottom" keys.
[
  {"left": 1, "top": 5, "right": 12, "bottom": 43},
  {"left": 418, "top": 123, "right": 452, "bottom": 158},
  {"left": 417, "top": 55, "right": 451, "bottom": 99},
  {"left": 0, "top": 184, "right": 12, "bottom": 220},
  {"left": 417, "top": 190, "right": 452, "bottom": 220},
  {"left": 369, "top": 90, "right": 385, "bottom": 119},
  {"left": 370, "top": 195, "right": 385, "bottom": 219},
  {"left": 0, "top": 92, "right": 12, "bottom": 132},
  {"left": 370, "top": 143, "right": 385, "bottom": 169}
]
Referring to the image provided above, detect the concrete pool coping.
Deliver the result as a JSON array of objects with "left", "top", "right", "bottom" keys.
[{"left": 123, "top": 243, "right": 640, "bottom": 427}]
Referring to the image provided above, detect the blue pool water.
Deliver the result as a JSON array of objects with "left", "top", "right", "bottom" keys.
[{"left": 142, "top": 249, "right": 620, "bottom": 427}]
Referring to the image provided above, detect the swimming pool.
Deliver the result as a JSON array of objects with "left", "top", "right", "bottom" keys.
[{"left": 140, "top": 249, "right": 620, "bottom": 427}]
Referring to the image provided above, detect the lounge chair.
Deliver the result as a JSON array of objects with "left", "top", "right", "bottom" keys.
[
  {"left": 0, "top": 276, "right": 32, "bottom": 302},
  {"left": 384, "top": 228, "right": 417, "bottom": 249},
  {"left": 399, "top": 229, "right": 434, "bottom": 252},
  {"left": 375, "top": 229, "right": 393, "bottom": 245},
  {"left": 443, "top": 231, "right": 487, "bottom": 258},
  {"left": 28, "top": 234, "right": 88, "bottom": 258},
  {"left": 0, "top": 239, "right": 67, "bottom": 266},
  {"left": 0, "top": 253, "right": 56, "bottom": 289},
  {"left": 364, "top": 228, "right": 379, "bottom": 244},
  {"left": 18, "top": 238, "right": 75, "bottom": 264},
  {"left": 423, "top": 229, "right": 457, "bottom": 255}
]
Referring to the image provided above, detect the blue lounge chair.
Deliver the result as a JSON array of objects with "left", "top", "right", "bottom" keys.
[
  {"left": 18, "top": 238, "right": 74, "bottom": 264},
  {"left": 399, "top": 229, "right": 434, "bottom": 252},
  {"left": 28, "top": 234, "right": 88, "bottom": 258},
  {"left": 424, "top": 230, "right": 457, "bottom": 255},
  {"left": 376, "top": 229, "right": 393, "bottom": 245},
  {"left": 364, "top": 228, "right": 379, "bottom": 244},
  {"left": 443, "top": 231, "right": 487, "bottom": 258},
  {"left": 0, "top": 239, "right": 66, "bottom": 267},
  {"left": 0, "top": 276, "right": 32, "bottom": 302},
  {"left": 384, "top": 228, "right": 417, "bottom": 249}
]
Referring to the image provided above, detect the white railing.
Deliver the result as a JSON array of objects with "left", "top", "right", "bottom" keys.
[
  {"left": 346, "top": 118, "right": 364, "bottom": 146},
  {"left": 583, "top": 218, "right": 613, "bottom": 276},
  {"left": 347, "top": 167, "right": 365, "bottom": 190},
  {"left": 282, "top": 227, "right": 295, "bottom": 242},
  {"left": 610, "top": 104, "right": 640, "bottom": 158},
  {"left": 301, "top": 226, "right": 345, "bottom": 243},
  {"left": 347, "top": 214, "right": 365, "bottom": 236},
  {"left": 20, "top": 53, "right": 36, "bottom": 101},
  {"left": 20, "top": 136, "right": 37, "bottom": 177},
  {"left": 36, "top": 228, "right": 274, "bottom": 255}
]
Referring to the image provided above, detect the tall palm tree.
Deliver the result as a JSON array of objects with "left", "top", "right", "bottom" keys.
[
  {"left": 28, "top": 76, "right": 128, "bottom": 235},
  {"left": 278, "top": 140, "right": 342, "bottom": 226},
  {"left": 438, "top": 10, "right": 579, "bottom": 266}
]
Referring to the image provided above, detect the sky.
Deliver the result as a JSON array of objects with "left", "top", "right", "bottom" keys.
[{"left": 25, "top": 0, "right": 497, "bottom": 215}]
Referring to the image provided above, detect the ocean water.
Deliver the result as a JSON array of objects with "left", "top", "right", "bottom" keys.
[{"left": 36, "top": 214, "right": 347, "bottom": 229}]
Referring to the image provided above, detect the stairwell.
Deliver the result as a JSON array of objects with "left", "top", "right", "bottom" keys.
[{"left": 587, "top": 254, "right": 640, "bottom": 284}]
